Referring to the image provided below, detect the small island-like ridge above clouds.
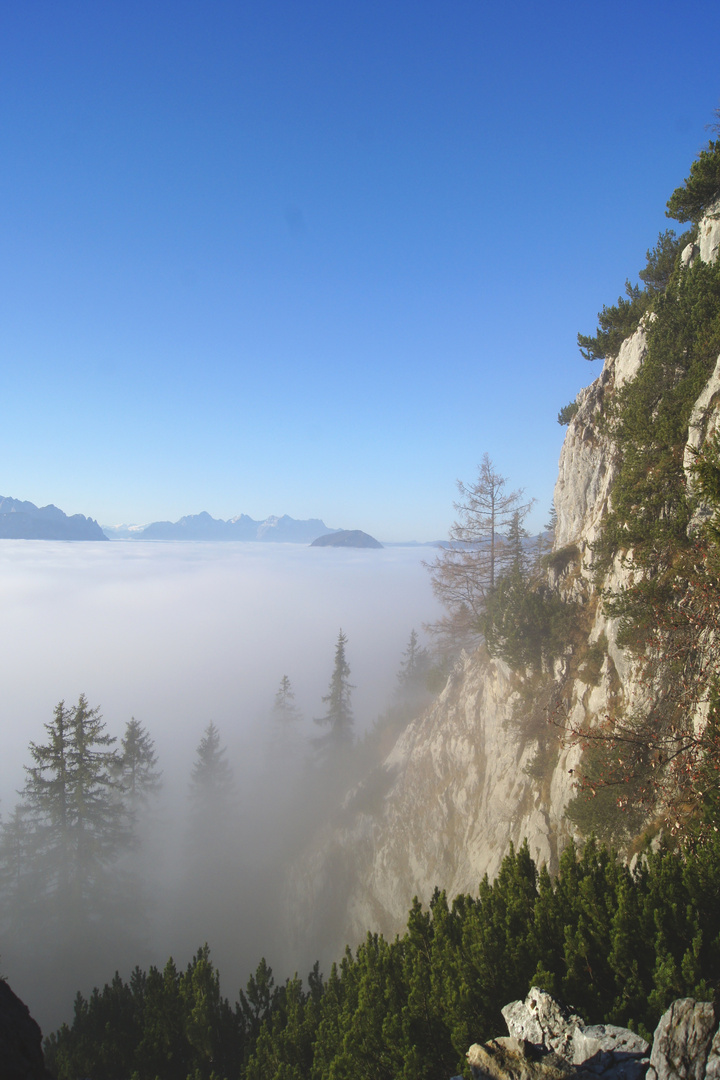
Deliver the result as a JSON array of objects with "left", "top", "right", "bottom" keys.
[{"left": 311, "top": 529, "right": 383, "bottom": 549}]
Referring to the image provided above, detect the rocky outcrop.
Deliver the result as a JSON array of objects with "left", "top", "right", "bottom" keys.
[
  {"left": 698, "top": 198, "right": 720, "bottom": 266},
  {"left": 467, "top": 990, "right": 719, "bottom": 1080},
  {"left": 492, "top": 988, "right": 649, "bottom": 1080},
  {"left": 647, "top": 1000, "right": 717, "bottom": 1080},
  {"left": 0, "top": 979, "right": 51, "bottom": 1080}
]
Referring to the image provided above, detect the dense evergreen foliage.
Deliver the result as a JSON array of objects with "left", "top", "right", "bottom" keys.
[
  {"left": 45, "top": 838, "right": 720, "bottom": 1080},
  {"left": 666, "top": 139, "right": 720, "bottom": 223}
]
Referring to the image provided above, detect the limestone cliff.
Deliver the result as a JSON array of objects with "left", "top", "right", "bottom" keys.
[{"left": 286, "top": 199, "right": 720, "bottom": 965}]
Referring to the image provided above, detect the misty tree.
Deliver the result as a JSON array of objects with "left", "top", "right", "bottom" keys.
[
  {"left": 116, "top": 718, "right": 162, "bottom": 810},
  {"left": 0, "top": 805, "right": 35, "bottom": 943},
  {"left": 505, "top": 508, "right": 531, "bottom": 578},
  {"left": 396, "top": 629, "right": 430, "bottom": 700},
  {"left": 314, "top": 630, "right": 355, "bottom": 751},
  {"left": 12, "top": 696, "right": 131, "bottom": 935},
  {"left": 425, "top": 454, "right": 533, "bottom": 648},
  {"left": 188, "top": 722, "right": 235, "bottom": 838},
  {"left": 272, "top": 675, "right": 302, "bottom": 724},
  {"left": 535, "top": 502, "right": 557, "bottom": 560}
]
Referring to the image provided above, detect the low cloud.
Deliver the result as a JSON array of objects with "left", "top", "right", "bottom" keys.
[{"left": 0, "top": 539, "right": 440, "bottom": 1031}]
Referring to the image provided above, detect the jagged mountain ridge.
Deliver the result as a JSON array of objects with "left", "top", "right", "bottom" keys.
[
  {"left": 104, "top": 511, "right": 341, "bottom": 542},
  {"left": 284, "top": 198, "right": 720, "bottom": 964},
  {"left": 0, "top": 496, "right": 107, "bottom": 541}
]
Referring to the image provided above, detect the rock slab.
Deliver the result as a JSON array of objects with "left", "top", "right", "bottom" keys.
[
  {"left": 469, "top": 988, "right": 649, "bottom": 1080},
  {"left": 647, "top": 999, "right": 717, "bottom": 1080}
]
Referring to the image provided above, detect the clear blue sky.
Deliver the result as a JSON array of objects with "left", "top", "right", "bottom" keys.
[{"left": 1, "top": 1, "right": 719, "bottom": 541}]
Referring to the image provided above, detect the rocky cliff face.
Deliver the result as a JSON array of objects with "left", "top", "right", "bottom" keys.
[{"left": 286, "top": 201, "right": 720, "bottom": 965}]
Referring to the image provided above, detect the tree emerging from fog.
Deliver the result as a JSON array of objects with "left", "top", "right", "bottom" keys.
[
  {"left": 21, "top": 696, "right": 130, "bottom": 924},
  {"left": 395, "top": 628, "right": 430, "bottom": 701},
  {"left": 0, "top": 695, "right": 145, "bottom": 969},
  {"left": 272, "top": 675, "right": 302, "bottom": 724},
  {"left": 188, "top": 722, "right": 235, "bottom": 836},
  {"left": 116, "top": 717, "right": 162, "bottom": 810},
  {"left": 314, "top": 630, "right": 355, "bottom": 751}
]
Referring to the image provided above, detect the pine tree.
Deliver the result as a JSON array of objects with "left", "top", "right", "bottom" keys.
[
  {"left": 535, "top": 502, "right": 557, "bottom": 560},
  {"left": 314, "top": 631, "right": 355, "bottom": 750},
  {"left": 395, "top": 629, "right": 430, "bottom": 705},
  {"left": 272, "top": 675, "right": 302, "bottom": 723},
  {"left": 189, "top": 722, "right": 234, "bottom": 815},
  {"left": 505, "top": 509, "right": 531, "bottom": 578},
  {"left": 0, "top": 804, "right": 35, "bottom": 943},
  {"left": 187, "top": 721, "right": 236, "bottom": 860},
  {"left": 0, "top": 694, "right": 136, "bottom": 998},
  {"left": 20, "top": 695, "right": 129, "bottom": 927},
  {"left": 117, "top": 718, "right": 162, "bottom": 810}
]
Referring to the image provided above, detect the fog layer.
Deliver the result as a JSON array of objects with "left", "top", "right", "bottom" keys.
[{"left": 0, "top": 540, "right": 439, "bottom": 1031}]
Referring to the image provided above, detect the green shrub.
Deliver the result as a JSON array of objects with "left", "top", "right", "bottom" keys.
[
  {"left": 577, "top": 282, "right": 650, "bottom": 362},
  {"left": 577, "top": 231, "right": 690, "bottom": 363},
  {"left": 557, "top": 400, "right": 579, "bottom": 425},
  {"left": 666, "top": 140, "right": 720, "bottom": 223},
  {"left": 480, "top": 570, "right": 577, "bottom": 672}
]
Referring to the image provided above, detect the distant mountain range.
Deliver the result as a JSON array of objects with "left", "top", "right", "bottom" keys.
[
  {"left": 0, "top": 497, "right": 107, "bottom": 541},
  {"left": 103, "top": 511, "right": 342, "bottom": 543},
  {"left": 1, "top": 495, "right": 439, "bottom": 545}
]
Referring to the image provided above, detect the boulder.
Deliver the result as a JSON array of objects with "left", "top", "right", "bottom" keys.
[
  {"left": 704, "top": 1031, "right": 720, "bottom": 1080},
  {"left": 646, "top": 999, "right": 717, "bottom": 1080},
  {"left": 0, "top": 979, "right": 50, "bottom": 1080},
  {"left": 502, "top": 987, "right": 585, "bottom": 1059},
  {"left": 468, "top": 1035, "right": 578, "bottom": 1080},
  {"left": 572, "top": 1025, "right": 650, "bottom": 1078},
  {"left": 468, "top": 988, "right": 649, "bottom": 1080},
  {"left": 501, "top": 988, "right": 648, "bottom": 1077}
]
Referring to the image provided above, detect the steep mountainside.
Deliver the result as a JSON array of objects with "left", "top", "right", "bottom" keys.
[{"left": 285, "top": 197, "right": 720, "bottom": 964}]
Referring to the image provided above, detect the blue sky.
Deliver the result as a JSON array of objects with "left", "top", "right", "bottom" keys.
[{"left": 1, "top": 1, "right": 719, "bottom": 541}]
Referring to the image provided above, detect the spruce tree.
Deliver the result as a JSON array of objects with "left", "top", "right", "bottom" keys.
[
  {"left": 20, "top": 695, "right": 129, "bottom": 927},
  {"left": 272, "top": 675, "right": 302, "bottom": 724},
  {"left": 314, "top": 631, "right": 355, "bottom": 751},
  {"left": 395, "top": 630, "right": 430, "bottom": 707},
  {"left": 188, "top": 722, "right": 235, "bottom": 842},
  {"left": 117, "top": 718, "right": 162, "bottom": 810}
]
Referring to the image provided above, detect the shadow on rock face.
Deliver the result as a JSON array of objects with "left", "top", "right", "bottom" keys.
[{"left": 0, "top": 979, "right": 52, "bottom": 1080}]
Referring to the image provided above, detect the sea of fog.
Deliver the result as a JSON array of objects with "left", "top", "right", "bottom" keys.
[{"left": 0, "top": 539, "right": 441, "bottom": 806}]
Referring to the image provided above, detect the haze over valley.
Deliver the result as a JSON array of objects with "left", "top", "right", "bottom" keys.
[{"left": 0, "top": 537, "right": 440, "bottom": 1029}]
